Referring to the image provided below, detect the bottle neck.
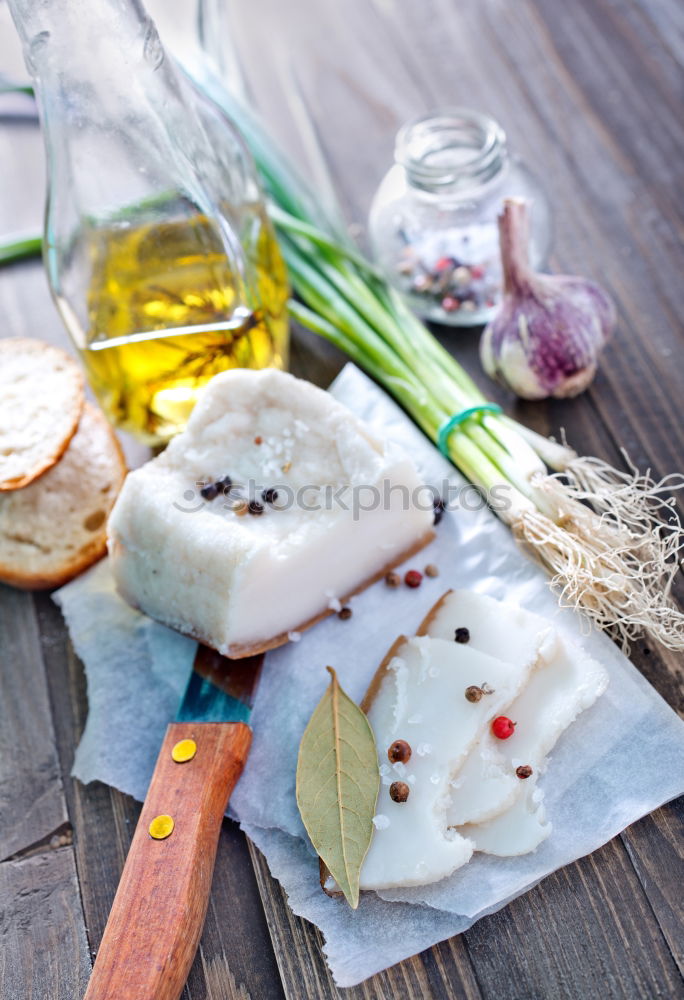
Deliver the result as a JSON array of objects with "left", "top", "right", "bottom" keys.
[
  {"left": 395, "top": 109, "right": 508, "bottom": 196},
  {"left": 7, "top": 0, "right": 163, "bottom": 96}
]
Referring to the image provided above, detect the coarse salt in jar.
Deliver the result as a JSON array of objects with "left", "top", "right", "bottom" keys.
[{"left": 369, "top": 108, "right": 552, "bottom": 326}]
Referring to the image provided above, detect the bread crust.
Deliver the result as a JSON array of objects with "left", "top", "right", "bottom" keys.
[
  {"left": 0, "top": 404, "right": 127, "bottom": 590},
  {"left": 0, "top": 338, "right": 85, "bottom": 491}
]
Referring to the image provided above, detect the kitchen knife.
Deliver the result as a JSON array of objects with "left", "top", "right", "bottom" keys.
[{"left": 83, "top": 644, "right": 264, "bottom": 1000}]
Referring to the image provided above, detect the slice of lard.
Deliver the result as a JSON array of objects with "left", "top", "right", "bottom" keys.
[
  {"left": 419, "top": 590, "right": 558, "bottom": 825},
  {"left": 107, "top": 369, "right": 434, "bottom": 657},
  {"left": 420, "top": 590, "right": 609, "bottom": 851},
  {"left": 459, "top": 778, "right": 551, "bottom": 856},
  {"left": 454, "top": 630, "right": 609, "bottom": 852},
  {"left": 358, "top": 633, "right": 540, "bottom": 890}
]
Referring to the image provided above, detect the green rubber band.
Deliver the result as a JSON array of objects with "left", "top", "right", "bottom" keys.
[{"left": 437, "top": 403, "right": 503, "bottom": 455}]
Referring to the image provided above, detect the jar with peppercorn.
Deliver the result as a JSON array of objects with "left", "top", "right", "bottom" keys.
[{"left": 368, "top": 108, "right": 552, "bottom": 327}]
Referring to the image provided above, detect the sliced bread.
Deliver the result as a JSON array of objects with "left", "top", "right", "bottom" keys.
[
  {"left": 0, "top": 337, "right": 85, "bottom": 491},
  {"left": 0, "top": 403, "right": 126, "bottom": 589}
]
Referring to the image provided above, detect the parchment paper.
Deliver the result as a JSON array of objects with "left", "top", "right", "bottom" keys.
[{"left": 54, "top": 363, "right": 684, "bottom": 987}]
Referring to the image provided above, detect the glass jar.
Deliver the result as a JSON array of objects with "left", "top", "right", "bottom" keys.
[
  {"left": 6, "top": 0, "right": 289, "bottom": 444},
  {"left": 369, "top": 109, "right": 551, "bottom": 327}
]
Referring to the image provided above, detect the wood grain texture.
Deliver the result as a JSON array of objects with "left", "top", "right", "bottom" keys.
[
  {"left": 463, "top": 836, "right": 683, "bottom": 1000},
  {"left": 247, "top": 840, "right": 484, "bottom": 1000},
  {"left": 620, "top": 798, "right": 684, "bottom": 979},
  {"left": 83, "top": 721, "right": 252, "bottom": 1000},
  {"left": 0, "top": 0, "right": 683, "bottom": 996},
  {"left": 0, "top": 847, "right": 91, "bottom": 1000},
  {"left": 0, "top": 584, "right": 67, "bottom": 860}
]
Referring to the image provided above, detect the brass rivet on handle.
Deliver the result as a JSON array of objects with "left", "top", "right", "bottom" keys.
[
  {"left": 171, "top": 738, "right": 197, "bottom": 763},
  {"left": 149, "top": 814, "right": 175, "bottom": 840}
]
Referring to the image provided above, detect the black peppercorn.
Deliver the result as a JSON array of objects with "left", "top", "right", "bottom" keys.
[
  {"left": 433, "top": 496, "right": 446, "bottom": 525},
  {"left": 389, "top": 781, "right": 410, "bottom": 803},
  {"left": 217, "top": 475, "right": 233, "bottom": 494},
  {"left": 200, "top": 482, "right": 219, "bottom": 501},
  {"left": 338, "top": 606, "right": 352, "bottom": 620},
  {"left": 247, "top": 500, "right": 264, "bottom": 516},
  {"left": 454, "top": 627, "right": 470, "bottom": 644},
  {"left": 465, "top": 685, "right": 483, "bottom": 703},
  {"left": 261, "top": 487, "right": 279, "bottom": 504},
  {"left": 516, "top": 765, "right": 533, "bottom": 779}
]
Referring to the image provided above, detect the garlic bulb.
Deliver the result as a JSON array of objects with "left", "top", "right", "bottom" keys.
[{"left": 480, "top": 199, "right": 616, "bottom": 400}]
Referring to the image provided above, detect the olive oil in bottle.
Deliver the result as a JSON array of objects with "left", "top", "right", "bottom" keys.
[
  {"left": 9, "top": 0, "right": 290, "bottom": 444},
  {"left": 75, "top": 214, "right": 288, "bottom": 443}
]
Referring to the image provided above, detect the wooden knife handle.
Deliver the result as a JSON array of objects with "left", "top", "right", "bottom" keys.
[{"left": 83, "top": 720, "right": 252, "bottom": 1000}]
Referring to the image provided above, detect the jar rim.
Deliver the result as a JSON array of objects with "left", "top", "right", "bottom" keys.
[{"left": 395, "top": 108, "right": 507, "bottom": 191}]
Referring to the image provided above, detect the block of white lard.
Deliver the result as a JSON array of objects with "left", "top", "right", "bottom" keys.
[
  {"left": 358, "top": 634, "right": 540, "bottom": 890},
  {"left": 107, "top": 369, "right": 434, "bottom": 657}
]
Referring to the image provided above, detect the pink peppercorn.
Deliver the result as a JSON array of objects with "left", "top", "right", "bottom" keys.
[
  {"left": 492, "top": 716, "right": 516, "bottom": 740},
  {"left": 404, "top": 569, "right": 423, "bottom": 588},
  {"left": 441, "top": 296, "right": 460, "bottom": 313}
]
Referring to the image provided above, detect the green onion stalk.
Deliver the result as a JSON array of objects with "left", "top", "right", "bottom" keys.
[{"left": 1, "top": 74, "right": 682, "bottom": 651}]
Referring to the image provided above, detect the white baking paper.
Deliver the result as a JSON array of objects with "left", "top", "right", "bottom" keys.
[{"left": 54, "top": 363, "right": 684, "bottom": 987}]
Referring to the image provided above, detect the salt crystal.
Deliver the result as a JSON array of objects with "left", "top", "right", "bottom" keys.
[
  {"left": 415, "top": 861, "right": 428, "bottom": 877},
  {"left": 407, "top": 714, "right": 422, "bottom": 725},
  {"left": 430, "top": 773, "right": 440, "bottom": 785},
  {"left": 392, "top": 761, "right": 406, "bottom": 777},
  {"left": 287, "top": 631, "right": 301, "bottom": 642},
  {"left": 379, "top": 764, "right": 390, "bottom": 777},
  {"left": 428, "top": 666, "right": 440, "bottom": 678},
  {"left": 407, "top": 774, "right": 416, "bottom": 785},
  {"left": 328, "top": 598, "right": 342, "bottom": 613},
  {"left": 372, "top": 814, "right": 390, "bottom": 830},
  {"left": 416, "top": 742, "right": 433, "bottom": 756}
]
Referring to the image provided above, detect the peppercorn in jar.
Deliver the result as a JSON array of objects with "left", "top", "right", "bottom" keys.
[{"left": 368, "top": 109, "right": 552, "bottom": 327}]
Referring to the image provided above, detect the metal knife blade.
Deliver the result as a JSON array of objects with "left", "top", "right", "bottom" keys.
[{"left": 175, "top": 645, "right": 264, "bottom": 725}]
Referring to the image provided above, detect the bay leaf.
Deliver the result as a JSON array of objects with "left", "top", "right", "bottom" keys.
[{"left": 296, "top": 666, "right": 379, "bottom": 908}]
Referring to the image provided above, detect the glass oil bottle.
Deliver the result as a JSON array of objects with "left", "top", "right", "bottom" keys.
[{"left": 7, "top": 0, "right": 289, "bottom": 444}]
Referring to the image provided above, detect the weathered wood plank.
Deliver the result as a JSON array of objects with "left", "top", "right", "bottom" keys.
[
  {"left": 0, "top": 585, "right": 68, "bottom": 860},
  {"left": 621, "top": 799, "right": 684, "bottom": 979},
  {"left": 247, "top": 840, "right": 483, "bottom": 1000},
  {"left": 33, "top": 591, "right": 286, "bottom": 1000},
  {"left": 0, "top": 846, "right": 91, "bottom": 1000},
  {"left": 463, "top": 832, "right": 683, "bottom": 999}
]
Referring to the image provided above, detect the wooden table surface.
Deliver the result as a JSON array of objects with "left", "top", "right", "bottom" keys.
[{"left": 1, "top": 0, "right": 682, "bottom": 997}]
